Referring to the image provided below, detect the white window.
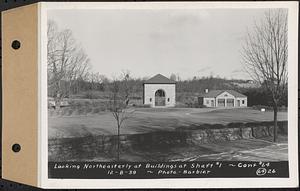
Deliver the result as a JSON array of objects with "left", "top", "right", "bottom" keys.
[
  {"left": 242, "top": 100, "right": 245, "bottom": 104},
  {"left": 150, "top": 98, "right": 152, "bottom": 102}
]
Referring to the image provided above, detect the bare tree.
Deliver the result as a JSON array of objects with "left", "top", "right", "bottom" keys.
[
  {"left": 170, "top": 73, "right": 177, "bottom": 81},
  {"left": 108, "top": 71, "right": 134, "bottom": 161},
  {"left": 47, "top": 20, "right": 91, "bottom": 108},
  {"left": 175, "top": 73, "right": 181, "bottom": 82},
  {"left": 242, "top": 10, "right": 288, "bottom": 142}
]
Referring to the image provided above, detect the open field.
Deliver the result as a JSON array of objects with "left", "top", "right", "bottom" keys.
[{"left": 49, "top": 107, "right": 287, "bottom": 139}]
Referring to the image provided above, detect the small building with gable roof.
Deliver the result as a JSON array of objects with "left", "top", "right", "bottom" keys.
[
  {"left": 143, "top": 74, "right": 176, "bottom": 107},
  {"left": 198, "top": 89, "right": 247, "bottom": 108}
]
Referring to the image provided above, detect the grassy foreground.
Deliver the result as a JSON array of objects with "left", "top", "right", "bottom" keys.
[{"left": 49, "top": 107, "right": 287, "bottom": 139}]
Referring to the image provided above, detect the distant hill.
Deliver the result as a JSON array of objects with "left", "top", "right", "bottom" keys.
[{"left": 175, "top": 77, "right": 259, "bottom": 94}]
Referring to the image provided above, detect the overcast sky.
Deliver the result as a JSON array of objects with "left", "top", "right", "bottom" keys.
[{"left": 48, "top": 9, "right": 268, "bottom": 80}]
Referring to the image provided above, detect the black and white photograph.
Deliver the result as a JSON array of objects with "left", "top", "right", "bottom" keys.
[{"left": 42, "top": 2, "right": 298, "bottom": 186}]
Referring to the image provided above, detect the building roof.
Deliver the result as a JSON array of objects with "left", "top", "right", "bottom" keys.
[
  {"left": 144, "top": 74, "right": 176, "bottom": 84},
  {"left": 199, "top": 90, "right": 247, "bottom": 98}
]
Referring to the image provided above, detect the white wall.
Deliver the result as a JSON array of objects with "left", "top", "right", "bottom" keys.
[
  {"left": 236, "top": 97, "right": 247, "bottom": 107},
  {"left": 216, "top": 91, "right": 235, "bottom": 107},
  {"left": 144, "top": 84, "right": 176, "bottom": 107},
  {"left": 202, "top": 91, "right": 247, "bottom": 108},
  {"left": 203, "top": 98, "right": 215, "bottom": 107}
]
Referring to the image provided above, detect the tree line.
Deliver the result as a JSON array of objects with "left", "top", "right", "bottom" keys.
[{"left": 47, "top": 19, "right": 287, "bottom": 110}]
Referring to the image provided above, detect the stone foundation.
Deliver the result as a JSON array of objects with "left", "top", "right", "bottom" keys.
[{"left": 49, "top": 121, "right": 287, "bottom": 161}]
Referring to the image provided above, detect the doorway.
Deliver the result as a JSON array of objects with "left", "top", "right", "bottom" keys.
[
  {"left": 217, "top": 99, "right": 225, "bottom": 107},
  {"left": 237, "top": 100, "right": 240, "bottom": 107},
  {"left": 155, "top": 89, "right": 166, "bottom": 106}
]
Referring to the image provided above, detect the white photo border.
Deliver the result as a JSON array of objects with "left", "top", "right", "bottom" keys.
[{"left": 39, "top": 1, "right": 299, "bottom": 189}]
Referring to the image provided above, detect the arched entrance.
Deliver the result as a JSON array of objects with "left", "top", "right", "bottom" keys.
[{"left": 155, "top": 89, "right": 166, "bottom": 106}]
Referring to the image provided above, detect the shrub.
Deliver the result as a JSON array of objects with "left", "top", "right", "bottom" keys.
[
  {"left": 252, "top": 105, "right": 273, "bottom": 111},
  {"left": 86, "top": 107, "right": 93, "bottom": 114},
  {"left": 199, "top": 104, "right": 207, "bottom": 108},
  {"left": 133, "top": 104, "right": 151, "bottom": 108},
  {"left": 92, "top": 108, "right": 100, "bottom": 114},
  {"left": 252, "top": 105, "right": 287, "bottom": 112},
  {"left": 68, "top": 100, "right": 76, "bottom": 106},
  {"left": 77, "top": 108, "right": 85, "bottom": 115},
  {"left": 61, "top": 108, "right": 68, "bottom": 116},
  {"left": 175, "top": 102, "right": 188, "bottom": 108},
  {"left": 67, "top": 109, "right": 74, "bottom": 116},
  {"left": 82, "top": 91, "right": 102, "bottom": 99}
]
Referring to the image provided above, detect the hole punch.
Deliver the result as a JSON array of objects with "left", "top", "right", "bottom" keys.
[
  {"left": 12, "top": 144, "right": 21, "bottom": 153},
  {"left": 11, "top": 40, "right": 21, "bottom": 50}
]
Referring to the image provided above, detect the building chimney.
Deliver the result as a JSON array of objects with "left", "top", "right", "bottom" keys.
[{"left": 205, "top": 89, "right": 209, "bottom": 93}]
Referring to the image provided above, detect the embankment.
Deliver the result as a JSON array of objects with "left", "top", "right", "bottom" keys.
[{"left": 49, "top": 121, "right": 287, "bottom": 161}]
